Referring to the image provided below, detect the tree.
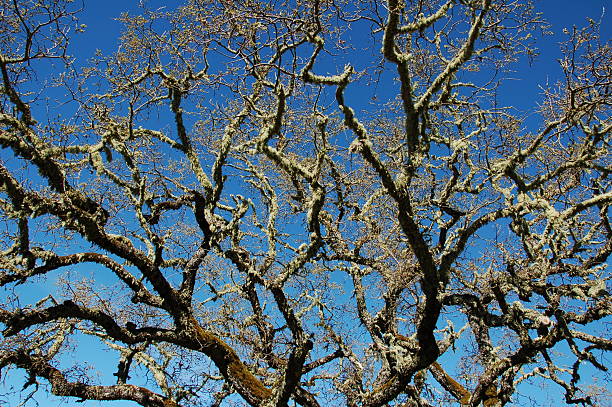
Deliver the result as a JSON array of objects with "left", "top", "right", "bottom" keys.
[{"left": 0, "top": 0, "right": 610, "bottom": 406}]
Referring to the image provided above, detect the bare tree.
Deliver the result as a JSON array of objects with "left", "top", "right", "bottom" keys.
[{"left": 0, "top": 0, "right": 610, "bottom": 406}]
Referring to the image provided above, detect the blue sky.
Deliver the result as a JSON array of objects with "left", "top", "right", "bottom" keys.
[{"left": 1, "top": 0, "right": 610, "bottom": 406}]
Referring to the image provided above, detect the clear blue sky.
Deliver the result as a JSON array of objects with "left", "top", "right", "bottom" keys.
[{"left": 2, "top": 1, "right": 610, "bottom": 406}]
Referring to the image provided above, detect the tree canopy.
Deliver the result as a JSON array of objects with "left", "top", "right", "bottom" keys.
[{"left": 0, "top": 0, "right": 610, "bottom": 406}]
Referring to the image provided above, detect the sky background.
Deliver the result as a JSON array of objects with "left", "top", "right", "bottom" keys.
[{"left": 1, "top": 0, "right": 610, "bottom": 406}]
